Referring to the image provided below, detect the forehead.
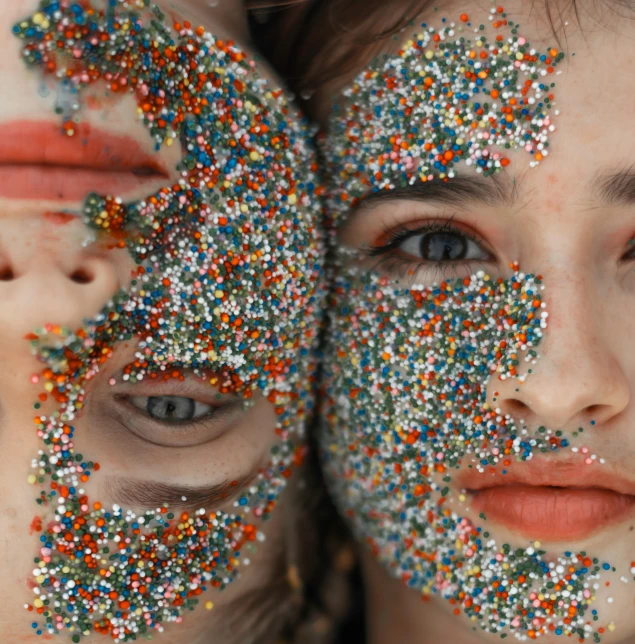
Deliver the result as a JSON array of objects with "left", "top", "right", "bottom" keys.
[{"left": 322, "top": 0, "right": 635, "bottom": 206}]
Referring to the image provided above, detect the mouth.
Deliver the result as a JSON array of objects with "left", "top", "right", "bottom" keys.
[
  {"left": 0, "top": 120, "right": 170, "bottom": 202},
  {"left": 459, "top": 461, "right": 635, "bottom": 542}
]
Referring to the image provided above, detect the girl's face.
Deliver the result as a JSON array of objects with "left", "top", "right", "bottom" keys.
[
  {"left": 319, "top": 0, "right": 635, "bottom": 641},
  {"left": 0, "top": 1, "right": 324, "bottom": 643}
]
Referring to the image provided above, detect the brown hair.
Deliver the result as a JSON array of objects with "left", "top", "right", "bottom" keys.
[{"left": 248, "top": 0, "right": 432, "bottom": 107}]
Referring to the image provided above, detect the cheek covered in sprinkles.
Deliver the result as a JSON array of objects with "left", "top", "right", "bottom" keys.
[
  {"left": 14, "top": 1, "right": 325, "bottom": 641},
  {"left": 320, "top": 256, "right": 606, "bottom": 639},
  {"left": 321, "top": 6, "right": 621, "bottom": 642}
]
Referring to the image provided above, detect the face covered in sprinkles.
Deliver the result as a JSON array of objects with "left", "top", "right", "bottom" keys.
[
  {"left": 0, "top": 0, "right": 324, "bottom": 642},
  {"left": 319, "top": 2, "right": 635, "bottom": 642}
]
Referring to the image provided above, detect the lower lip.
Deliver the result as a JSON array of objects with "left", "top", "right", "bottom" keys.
[
  {"left": 0, "top": 166, "right": 164, "bottom": 201},
  {"left": 469, "top": 486, "right": 635, "bottom": 541}
]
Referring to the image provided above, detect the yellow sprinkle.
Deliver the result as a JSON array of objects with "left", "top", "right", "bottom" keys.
[
  {"left": 27, "top": 474, "right": 37, "bottom": 485},
  {"left": 249, "top": 151, "right": 260, "bottom": 161},
  {"left": 205, "top": 601, "right": 214, "bottom": 610}
]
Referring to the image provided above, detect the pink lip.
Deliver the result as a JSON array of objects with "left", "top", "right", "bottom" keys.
[
  {"left": 457, "top": 460, "right": 635, "bottom": 542},
  {"left": 0, "top": 120, "right": 170, "bottom": 202}
]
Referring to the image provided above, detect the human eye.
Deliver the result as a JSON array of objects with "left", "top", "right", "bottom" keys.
[
  {"left": 129, "top": 395, "right": 216, "bottom": 423},
  {"left": 102, "top": 376, "right": 249, "bottom": 448},
  {"left": 363, "top": 217, "right": 494, "bottom": 283}
]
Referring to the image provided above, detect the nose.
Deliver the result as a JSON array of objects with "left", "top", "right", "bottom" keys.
[
  {"left": 487, "top": 272, "right": 630, "bottom": 431},
  {"left": 0, "top": 215, "right": 124, "bottom": 333}
]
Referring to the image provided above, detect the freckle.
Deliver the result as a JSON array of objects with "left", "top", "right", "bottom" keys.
[
  {"left": 545, "top": 199, "right": 563, "bottom": 213},
  {"left": 547, "top": 174, "right": 558, "bottom": 184}
]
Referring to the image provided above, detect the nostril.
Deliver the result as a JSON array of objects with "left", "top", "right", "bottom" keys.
[
  {"left": 0, "top": 264, "right": 15, "bottom": 281},
  {"left": 69, "top": 267, "right": 95, "bottom": 284},
  {"left": 498, "top": 398, "right": 530, "bottom": 418}
]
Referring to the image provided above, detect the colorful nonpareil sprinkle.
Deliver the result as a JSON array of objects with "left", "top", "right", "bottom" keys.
[
  {"left": 325, "top": 6, "right": 563, "bottom": 227},
  {"left": 15, "top": 0, "right": 325, "bottom": 640},
  {"left": 320, "top": 5, "right": 620, "bottom": 641}
]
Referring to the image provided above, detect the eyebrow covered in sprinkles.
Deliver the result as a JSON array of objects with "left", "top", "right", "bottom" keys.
[{"left": 324, "top": 6, "right": 564, "bottom": 227}]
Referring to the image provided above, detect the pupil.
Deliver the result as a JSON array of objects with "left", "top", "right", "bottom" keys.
[
  {"left": 147, "top": 396, "right": 195, "bottom": 421},
  {"left": 421, "top": 231, "right": 467, "bottom": 261}
]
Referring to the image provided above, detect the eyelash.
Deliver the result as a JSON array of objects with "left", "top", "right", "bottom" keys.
[{"left": 362, "top": 216, "right": 491, "bottom": 281}]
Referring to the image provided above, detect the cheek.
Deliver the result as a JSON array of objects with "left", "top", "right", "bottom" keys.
[{"left": 319, "top": 259, "right": 546, "bottom": 543}]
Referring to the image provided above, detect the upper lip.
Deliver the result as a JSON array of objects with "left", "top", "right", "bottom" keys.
[
  {"left": 0, "top": 120, "right": 168, "bottom": 179},
  {"left": 457, "top": 458, "right": 635, "bottom": 496}
]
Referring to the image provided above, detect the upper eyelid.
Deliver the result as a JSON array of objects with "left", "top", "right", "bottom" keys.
[{"left": 368, "top": 217, "right": 489, "bottom": 252}]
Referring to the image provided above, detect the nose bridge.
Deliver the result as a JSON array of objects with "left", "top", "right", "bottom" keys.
[
  {"left": 488, "top": 265, "right": 629, "bottom": 429},
  {"left": 0, "top": 216, "right": 125, "bottom": 333}
]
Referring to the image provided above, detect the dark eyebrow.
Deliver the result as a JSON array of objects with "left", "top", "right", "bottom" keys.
[
  {"left": 593, "top": 166, "right": 635, "bottom": 206},
  {"left": 356, "top": 173, "right": 522, "bottom": 210},
  {"left": 104, "top": 474, "right": 255, "bottom": 513}
]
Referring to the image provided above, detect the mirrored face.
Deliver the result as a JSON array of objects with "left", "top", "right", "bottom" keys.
[
  {"left": 319, "top": 1, "right": 635, "bottom": 641},
  {"left": 0, "top": 1, "right": 324, "bottom": 642}
]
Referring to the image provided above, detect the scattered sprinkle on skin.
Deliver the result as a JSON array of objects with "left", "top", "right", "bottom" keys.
[{"left": 15, "top": 0, "right": 325, "bottom": 640}]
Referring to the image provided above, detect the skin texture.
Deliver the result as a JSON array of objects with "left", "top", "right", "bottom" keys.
[
  {"left": 314, "top": 0, "right": 635, "bottom": 642},
  {"left": 0, "top": 1, "right": 321, "bottom": 643}
]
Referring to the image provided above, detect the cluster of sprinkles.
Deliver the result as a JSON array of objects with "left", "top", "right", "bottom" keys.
[
  {"left": 14, "top": 0, "right": 325, "bottom": 641},
  {"left": 325, "top": 4, "right": 563, "bottom": 225},
  {"left": 321, "top": 5, "right": 619, "bottom": 641}
]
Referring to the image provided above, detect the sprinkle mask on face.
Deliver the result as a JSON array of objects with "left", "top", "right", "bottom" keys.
[
  {"left": 13, "top": 1, "right": 325, "bottom": 640},
  {"left": 320, "top": 7, "right": 619, "bottom": 640}
]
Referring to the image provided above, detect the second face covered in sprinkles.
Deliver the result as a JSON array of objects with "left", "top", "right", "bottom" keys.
[
  {"left": 12, "top": 0, "right": 326, "bottom": 641},
  {"left": 319, "top": 5, "right": 624, "bottom": 641}
]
